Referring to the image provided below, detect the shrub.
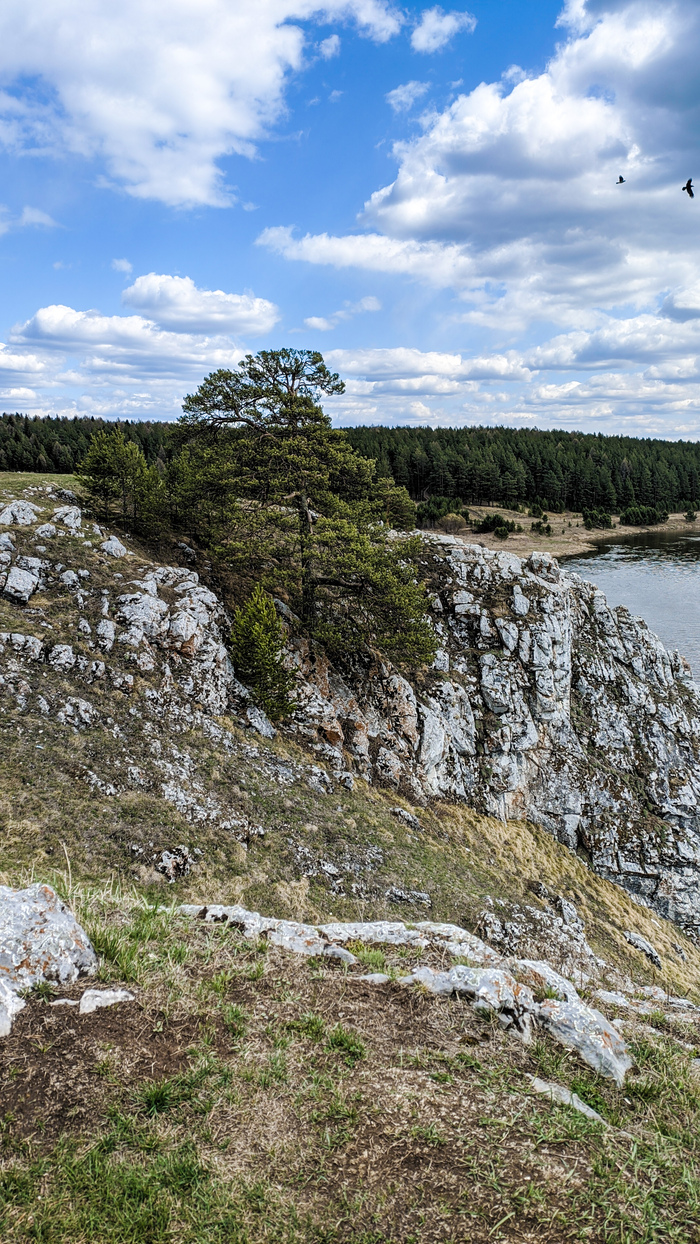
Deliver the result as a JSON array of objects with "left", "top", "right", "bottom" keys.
[
  {"left": 685, "top": 509, "right": 697, "bottom": 522},
  {"left": 230, "top": 584, "right": 296, "bottom": 721},
  {"left": 473, "top": 513, "right": 516, "bottom": 535},
  {"left": 581, "top": 508, "right": 613, "bottom": 530},
  {"left": 619, "top": 505, "right": 669, "bottom": 526}
]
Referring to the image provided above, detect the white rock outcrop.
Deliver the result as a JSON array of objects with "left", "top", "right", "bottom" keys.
[
  {"left": 284, "top": 536, "right": 700, "bottom": 938},
  {"left": 0, "top": 884, "right": 97, "bottom": 1034},
  {"left": 179, "top": 902, "right": 634, "bottom": 1083}
]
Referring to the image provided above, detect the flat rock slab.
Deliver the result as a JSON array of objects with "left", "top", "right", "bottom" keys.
[{"left": 528, "top": 1076, "right": 607, "bottom": 1124}]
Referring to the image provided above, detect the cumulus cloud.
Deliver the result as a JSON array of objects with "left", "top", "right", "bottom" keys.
[
  {"left": 0, "top": 0, "right": 402, "bottom": 206},
  {"left": 121, "top": 273, "right": 279, "bottom": 334},
  {"left": 386, "top": 80, "right": 429, "bottom": 112},
  {"left": 411, "top": 7, "right": 476, "bottom": 53},
  {"left": 319, "top": 34, "right": 341, "bottom": 58},
  {"left": 112, "top": 258, "right": 133, "bottom": 275}
]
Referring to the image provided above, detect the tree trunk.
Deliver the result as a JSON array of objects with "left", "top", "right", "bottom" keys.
[{"left": 298, "top": 492, "right": 316, "bottom": 628}]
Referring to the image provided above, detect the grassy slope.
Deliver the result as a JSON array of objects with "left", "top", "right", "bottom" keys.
[{"left": 1, "top": 472, "right": 700, "bottom": 1242}]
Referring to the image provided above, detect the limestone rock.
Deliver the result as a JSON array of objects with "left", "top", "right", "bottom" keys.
[
  {"left": 624, "top": 931, "right": 662, "bottom": 969},
  {"left": 0, "top": 884, "right": 97, "bottom": 1018},
  {"left": 101, "top": 535, "right": 127, "bottom": 557},
  {"left": 0, "top": 501, "right": 40, "bottom": 526},
  {"left": 538, "top": 996, "right": 633, "bottom": 1087},
  {"left": 283, "top": 534, "right": 700, "bottom": 939},
  {"left": 3, "top": 566, "right": 38, "bottom": 603},
  {"left": 52, "top": 505, "right": 82, "bottom": 533},
  {"left": 79, "top": 988, "right": 135, "bottom": 1015}
]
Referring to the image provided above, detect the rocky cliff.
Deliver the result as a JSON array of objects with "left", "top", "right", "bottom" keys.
[
  {"left": 287, "top": 535, "right": 700, "bottom": 937},
  {"left": 2, "top": 490, "right": 700, "bottom": 940}
]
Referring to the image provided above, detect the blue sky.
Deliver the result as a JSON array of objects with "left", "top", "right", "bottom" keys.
[{"left": 2, "top": 0, "right": 700, "bottom": 436}]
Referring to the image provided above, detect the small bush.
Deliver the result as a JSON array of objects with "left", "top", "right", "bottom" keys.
[
  {"left": 685, "top": 509, "right": 697, "bottom": 522},
  {"left": 473, "top": 513, "right": 516, "bottom": 536},
  {"left": 619, "top": 504, "right": 668, "bottom": 526},
  {"left": 581, "top": 508, "right": 613, "bottom": 530}
]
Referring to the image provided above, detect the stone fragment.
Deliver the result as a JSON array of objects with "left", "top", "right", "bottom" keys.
[
  {"left": 35, "top": 523, "right": 56, "bottom": 538},
  {"left": 356, "top": 973, "right": 391, "bottom": 984},
  {"left": 3, "top": 566, "right": 39, "bottom": 603},
  {"left": 0, "top": 979, "right": 25, "bottom": 1037},
  {"left": 528, "top": 1076, "right": 607, "bottom": 1124},
  {"left": 624, "top": 931, "right": 662, "bottom": 969},
  {"left": 52, "top": 505, "right": 82, "bottom": 532},
  {"left": 390, "top": 807, "right": 422, "bottom": 831},
  {"left": 0, "top": 500, "right": 40, "bottom": 525},
  {"left": 60, "top": 570, "right": 80, "bottom": 587},
  {"left": 538, "top": 997, "right": 634, "bottom": 1087},
  {"left": 153, "top": 845, "right": 194, "bottom": 881},
  {"left": 79, "top": 988, "right": 135, "bottom": 1015},
  {"left": 323, "top": 945, "right": 357, "bottom": 965},
  {"left": 48, "top": 644, "right": 76, "bottom": 670},
  {"left": 101, "top": 535, "right": 127, "bottom": 557},
  {"left": 0, "top": 884, "right": 97, "bottom": 1006}
]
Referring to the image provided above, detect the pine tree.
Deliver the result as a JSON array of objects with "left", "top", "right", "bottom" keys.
[{"left": 230, "top": 585, "right": 295, "bottom": 721}]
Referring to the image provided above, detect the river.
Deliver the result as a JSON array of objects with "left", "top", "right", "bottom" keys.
[{"left": 563, "top": 528, "right": 700, "bottom": 678}]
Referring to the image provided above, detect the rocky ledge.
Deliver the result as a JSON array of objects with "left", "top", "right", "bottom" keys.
[
  {"left": 3, "top": 494, "right": 700, "bottom": 939},
  {"left": 287, "top": 536, "right": 700, "bottom": 937}
]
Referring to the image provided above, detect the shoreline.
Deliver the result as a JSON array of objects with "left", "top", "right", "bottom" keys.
[{"left": 437, "top": 506, "right": 696, "bottom": 561}]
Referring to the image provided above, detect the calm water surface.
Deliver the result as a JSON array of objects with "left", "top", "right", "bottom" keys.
[{"left": 563, "top": 529, "right": 700, "bottom": 678}]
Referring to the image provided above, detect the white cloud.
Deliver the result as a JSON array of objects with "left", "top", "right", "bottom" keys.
[
  {"left": 386, "top": 80, "right": 429, "bottom": 113},
  {"left": 0, "top": 0, "right": 402, "bottom": 207},
  {"left": 319, "top": 34, "right": 341, "bottom": 58},
  {"left": 303, "top": 294, "right": 381, "bottom": 331},
  {"left": 112, "top": 258, "right": 133, "bottom": 274},
  {"left": 121, "top": 273, "right": 279, "bottom": 335},
  {"left": 18, "top": 206, "right": 57, "bottom": 227},
  {"left": 258, "top": 225, "right": 475, "bottom": 285},
  {"left": 411, "top": 7, "right": 476, "bottom": 53}
]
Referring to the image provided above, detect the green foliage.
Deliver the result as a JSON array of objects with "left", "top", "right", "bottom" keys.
[
  {"left": 685, "top": 509, "right": 697, "bottom": 522},
  {"left": 230, "top": 585, "right": 295, "bottom": 721},
  {"left": 530, "top": 519, "right": 552, "bottom": 536},
  {"left": 172, "top": 351, "right": 437, "bottom": 668},
  {"left": 77, "top": 428, "right": 165, "bottom": 535},
  {"left": 581, "top": 507, "right": 613, "bottom": 530},
  {"left": 473, "top": 512, "right": 516, "bottom": 535},
  {"left": 326, "top": 1023, "right": 366, "bottom": 1065},
  {"left": 620, "top": 504, "right": 669, "bottom": 526}
]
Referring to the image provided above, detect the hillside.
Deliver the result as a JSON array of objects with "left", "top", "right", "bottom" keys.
[{"left": 2, "top": 472, "right": 700, "bottom": 1242}]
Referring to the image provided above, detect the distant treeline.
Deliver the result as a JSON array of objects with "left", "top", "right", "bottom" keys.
[
  {"left": 4, "top": 412, "right": 700, "bottom": 514},
  {"left": 0, "top": 414, "right": 168, "bottom": 474},
  {"left": 345, "top": 426, "right": 700, "bottom": 513}
]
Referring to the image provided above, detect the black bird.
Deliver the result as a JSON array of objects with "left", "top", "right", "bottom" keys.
[
  {"left": 617, "top": 175, "right": 625, "bottom": 184},
  {"left": 683, "top": 178, "right": 694, "bottom": 198}
]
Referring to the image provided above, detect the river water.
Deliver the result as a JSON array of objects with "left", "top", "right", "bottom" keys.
[{"left": 563, "top": 529, "right": 700, "bottom": 678}]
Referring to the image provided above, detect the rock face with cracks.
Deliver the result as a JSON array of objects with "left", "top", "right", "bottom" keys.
[
  {"left": 2, "top": 499, "right": 700, "bottom": 942},
  {"left": 284, "top": 535, "right": 700, "bottom": 939}
]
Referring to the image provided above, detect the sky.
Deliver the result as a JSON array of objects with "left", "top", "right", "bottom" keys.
[{"left": 1, "top": 0, "right": 700, "bottom": 437}]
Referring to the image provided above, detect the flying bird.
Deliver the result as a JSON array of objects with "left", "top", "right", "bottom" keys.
[
  {"left": 616, "top": 175, "right": 625, "bottom": 184},
  {"left": 683, "top": 179, "right": 694, "bottom": 198}
]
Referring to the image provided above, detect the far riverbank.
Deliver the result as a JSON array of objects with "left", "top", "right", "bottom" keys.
[{"left": 443, "top": 506, "right": 697, "bottom": 560}]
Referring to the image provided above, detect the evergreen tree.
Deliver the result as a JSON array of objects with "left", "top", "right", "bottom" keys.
[{"left": 230, "top": 585, "right": 295, "bottom": 721}]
